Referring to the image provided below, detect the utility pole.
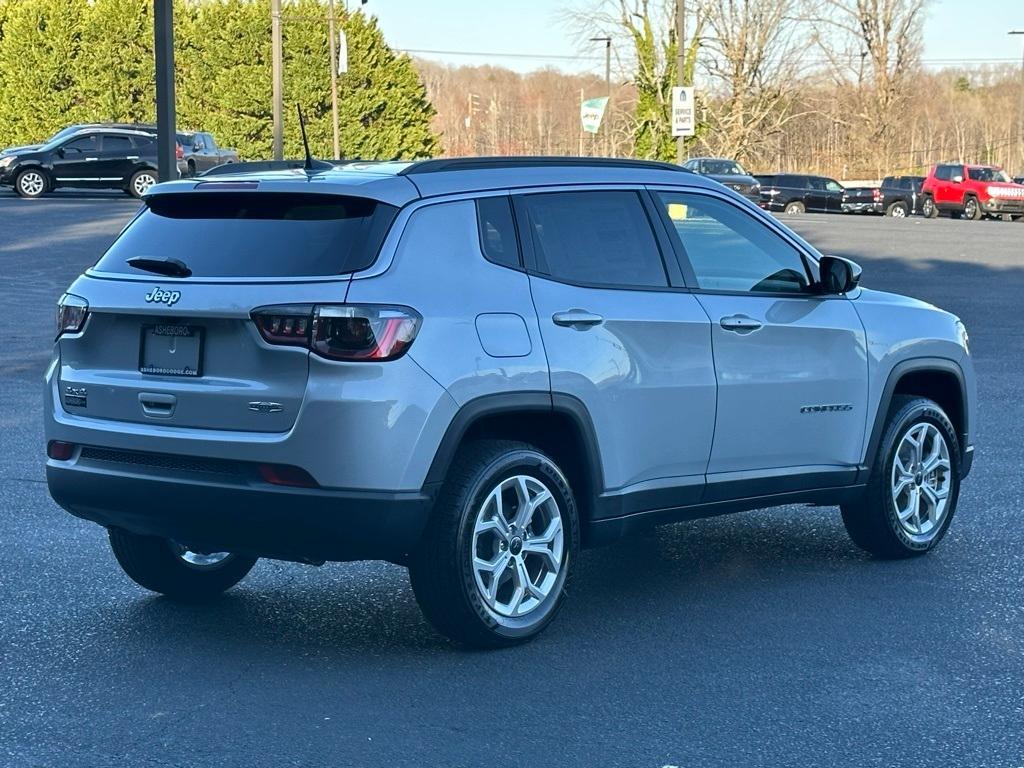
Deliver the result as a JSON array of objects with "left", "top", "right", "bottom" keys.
[
  {"left": 153, "top": 0, "right": 176, "bottom": 182},
  {"left": 674, "top": 0, "right": 686, "bottom": 165},
  {"left": 1011, "top": 31, "right": 1024, "bottom": 174},
  {"left": 271, "top": 0, "right": 283, "bottom": 160},
  {"left": 328, "top": 0, "right": 341, "bottom": 159},
  {"left": 590, "top": 36, "right": 612, "bottom": 157}
]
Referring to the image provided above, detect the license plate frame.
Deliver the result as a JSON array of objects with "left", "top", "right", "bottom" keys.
[{"left": 139, "top": 324, "right": 204, "bottom": 378}]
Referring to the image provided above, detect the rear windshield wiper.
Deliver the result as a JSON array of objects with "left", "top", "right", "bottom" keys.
[{"left": 126, "top": 256, "right": 192, "bottom": 278}]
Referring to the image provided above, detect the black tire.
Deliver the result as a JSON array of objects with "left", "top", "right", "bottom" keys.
[
  {"left": 128, "top": 169, "right": 157, "bottom": 198},
  {"left": 186, "top": 159, "right": 196, "bottom": 178},
  {"left": 922, "top": 196, "right": 938, "bottom": 218},
  {"left": 963, "top": 195, "right": 982, "bottom": 221},
  {"left": 108, "top": 527, "right": 257, "bottom": 601},
  {"left": 14, "top": 168, "right": 48, "bottom": 198},
  {"left": 783, "top": 200, "right": 805, "bottom": 215},
  {"left": 841, "top": 396, "right": 961, "bottom": 559},
  {"left": 408, "top": 439, "right": 580, "bottom": 648},
  {"left": 886, "top": 201, "right": 908, "bottom": 218}
]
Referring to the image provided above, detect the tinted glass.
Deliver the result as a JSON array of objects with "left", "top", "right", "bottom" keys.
[
  {"left": 935, "top": 165, "right": 954, "bottom": 181},
  {"left": 94, "top": 193, "right": 398, "bottom": 277},
  {"left": 967, "top": 167, "right": 1010, "bottom": 182},
  {"left": 778, "top": 175, "right": 805, "bottom": 187},
  {"left": 702, "top": 159, "right": 746, "bottom": 176},
  {"left": 102, "top": 135, "right": 132, "bottom": 152},
  {"left": 807, "top": 177, "right": 827, "bottom": 191},
  {"left": 476, "top": 196, "right": 520, "bottom": 269},
  {"left": 824, "top": 179, "right": 843, "bottom": 192},
  {"left": 657, "top": 192, "right": 811, "bottom": 293},
  {"left": 521, "top": 191, "right": 667, "bottom": 288},
  {"left": 62, "top": 135, "right": 99, "bottom": 153}
]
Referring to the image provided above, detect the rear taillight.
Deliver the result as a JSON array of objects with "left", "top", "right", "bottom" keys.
[
  {"left": 175, "top": 143, "right": 184, "bottom": 160},
  {"left": 873, "top": 188, "right": 881, "bottom": 201},
  {"left": 56, "top": 294, "right": 88, "bottom": 338},
  {"left": 252, "top": 304, "right": 421, "bottom": 362}
]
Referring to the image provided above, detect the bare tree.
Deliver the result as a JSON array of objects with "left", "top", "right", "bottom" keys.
[
  {"left": 697, "top": 0, "right": 813, "bottom": 164},
  {"left": 811, "top": 0, "right": 930, "bottom": 173}
]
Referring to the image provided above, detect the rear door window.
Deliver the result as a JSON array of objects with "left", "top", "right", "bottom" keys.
[
  {"left": 101, "top": 135, "right": 133, "bottom": 153},
  {"left": 518, "top": 190, "right": 669, "bottom": 288},
  {"left": 94, "top": 192, "right": 398, "bottom": 277}
]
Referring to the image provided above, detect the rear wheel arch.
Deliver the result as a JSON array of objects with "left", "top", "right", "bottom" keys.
[
  {"left": 423, "top": 393, "right": 604, "bottom": 524},
  {"left": 864, "top": 359, "right": 968, "bottom": 472}
]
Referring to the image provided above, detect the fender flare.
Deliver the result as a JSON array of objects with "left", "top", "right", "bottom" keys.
[
  {"left": 862, "top": 357, "right": 968, "bottom": 473},
  {"left": 422, "top": 391, "right": 604, "bottom": 502}
]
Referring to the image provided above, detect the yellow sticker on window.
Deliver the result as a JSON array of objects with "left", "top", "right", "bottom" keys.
[{"left": 667, "top": 203, "right": 688, "bottom": 221}]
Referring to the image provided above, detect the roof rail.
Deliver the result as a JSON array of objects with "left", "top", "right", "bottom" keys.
[
  {"left": 199, "top": 159, "right": 335, "bottom": 177},
  {"left": 398, "top": 156, "right": 687, "bottom": 176}
]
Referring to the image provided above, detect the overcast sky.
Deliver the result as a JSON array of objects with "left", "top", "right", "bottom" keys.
[{"left": 365, "top": 0, "right": 1024, "bottom": 77}]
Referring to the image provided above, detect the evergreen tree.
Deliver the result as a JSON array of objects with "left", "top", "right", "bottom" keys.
[
  {"left": 79, "top": 0, "right": 155, "bottom": 123},
  {"left": 0, "top": 0, "right": 87, "bottom": 146},
  {"left": 280, "top": 2, "right": 439, "bottom": 160},
  {"left": 176, "top": 0, "right": 273, "bottom": 160}
]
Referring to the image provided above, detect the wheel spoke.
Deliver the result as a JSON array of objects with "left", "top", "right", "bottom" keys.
[
  {"left": 515, "top": 558, "right": 544, "bottom": 601},
  {"left": 897, "top": 487, "right": 920, "bottom": 523},
  {"left": 892, "top": 475, "right": 913, "bottom": 500},
  {"left": 475, "top": 488, "right": 510, "bottom": 537},
  {"left": 514, "top": 487, "right": 551, "bottom": 531},
  {"left": 474, "top": 550, "right": 511, "bottom": 603},
  {"left": 522, "top": 538, "right": 561, "bottom": 572}
]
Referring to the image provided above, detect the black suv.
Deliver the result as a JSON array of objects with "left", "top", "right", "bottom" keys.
[
  {"left": 757, "top": 174, "right": 844, "bottom": 214},
  {"left": 879, "top": 175, "right": 925, "bottom": 217},
  {"left": 0, "top": 127, "right": 160, "bottom": 198}
]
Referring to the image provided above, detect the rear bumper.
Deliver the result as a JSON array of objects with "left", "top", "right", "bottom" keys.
[
  {"left": 842, "top": 202, "right": 882, "bottom": 214},
  {"left": 47, "top": 454, "right": 433, "bottom": 564}
]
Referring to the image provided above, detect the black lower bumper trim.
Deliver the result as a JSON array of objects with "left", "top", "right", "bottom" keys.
[{"left": 47, "top": 463, "right": 432, "bottom": 565}]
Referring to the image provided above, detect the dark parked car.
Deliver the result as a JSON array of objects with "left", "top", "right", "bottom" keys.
[
  {"left": 1, "top": 122, "right": 156, "bottom": 158},
  {"left": 758, "top": 174, "right": 844, "bottom": 214},
  {"left": 878, "top": 175, "right": 925, "bottom": 217},
  {"left": 1014, "top": 176, "right": 1024, "bottom": 185},
  {"left": 681, "top": 157, "right": 761, "bottom": 203},
  {"left": 0, "top": 127, "right": 160, "bottom": 198},
  {"left": 177, "top": 131, "right": 240, "bottom": 177},
  {"left": 841, "top": 185, "right": 882, "bottom": 214}
]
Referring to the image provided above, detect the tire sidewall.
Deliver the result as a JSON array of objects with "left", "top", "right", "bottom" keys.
[
  {"left": 922, "top": 197, "right": 936, "bottom": 218},
  {"left": 785, "top": 201, "right": 804, "bottom": 215},
  {"left": 878, "top": 401, "right": 961, "bottom": 553},
  {"left": 887, "top": 202, "right": 907, "bottom": 217},
  {"left": 453, "top": 449, "right": 579, "bottom": 641},
  {"left": 16, "top": 168, "right": 47, "bottom": 198}
]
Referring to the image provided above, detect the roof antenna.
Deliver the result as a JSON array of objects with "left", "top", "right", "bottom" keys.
[{"left": 296, "top": 104, "right": 314, "bottom": 171}]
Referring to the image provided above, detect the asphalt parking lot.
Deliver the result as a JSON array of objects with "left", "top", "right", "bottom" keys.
[{"left": 1, "top": 192, "right": 1022, "bottom": 767}]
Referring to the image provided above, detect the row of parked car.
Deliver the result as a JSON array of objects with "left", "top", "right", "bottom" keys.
[
  {"left": 0, "top": 122, "right": 238, "bottom": 198},
  {"left": 683, "top": 156, "right": 1024, "bottom": 222}
]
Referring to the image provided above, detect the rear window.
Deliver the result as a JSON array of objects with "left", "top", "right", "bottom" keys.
[{"left": 94, "top": 192, "right": 398, "bottom": 277}]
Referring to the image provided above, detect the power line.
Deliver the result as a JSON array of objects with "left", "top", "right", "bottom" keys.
[{"left": 399, "top": 46, "right": 1021, "bottom": 68}]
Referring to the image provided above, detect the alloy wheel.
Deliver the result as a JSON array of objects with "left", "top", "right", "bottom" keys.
[
  {"left": 891, "top": 422, "right": 952, "bottom": 543},
  {"left": 891, "top": 205, "right": 907, "bottom": 218},
  {"left": 18, "top": 171, "right": 44, "bottom": 197},
  {"left": 133, "top": 172, "right": 156, "bottom": 196},
  {"left": 471, "top": 474, "right": 565, "bottom": 619},
  {"left": 964, "top": 198, "right": 978, "bottom": 220}
]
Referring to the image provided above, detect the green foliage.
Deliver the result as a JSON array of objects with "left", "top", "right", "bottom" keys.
[
  {"left": 0, "top": 0, "right": 440, "bottom": 159},
  {"left": 79, "top": 0, "right": 156, "bottom": 123},
  {"left": 623, "top": 2, "right": 703, "bottom": 162},
  {"left": 0, "top": 0, "right": 87, "bottom": 145}
]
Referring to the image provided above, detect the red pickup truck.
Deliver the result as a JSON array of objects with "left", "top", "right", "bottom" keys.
[{"left": 921, "top": 163, "right": 1024, "bottom": 220}]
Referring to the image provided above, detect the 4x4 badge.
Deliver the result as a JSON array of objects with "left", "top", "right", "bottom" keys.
[{"left": 145, "top": 287, "right": 181, "bottom": 306}]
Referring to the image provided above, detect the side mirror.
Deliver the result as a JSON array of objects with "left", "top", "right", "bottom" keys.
[
  {"left": 818, "top": 255, "right": 862, "bottom": 295},
  {"left": 952, "top": 174, "right": 963, "bottom": 184}
]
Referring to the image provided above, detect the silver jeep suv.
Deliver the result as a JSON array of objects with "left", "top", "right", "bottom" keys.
[{"left": 45, "top": 157, "right": 976, "bottom": 647}]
